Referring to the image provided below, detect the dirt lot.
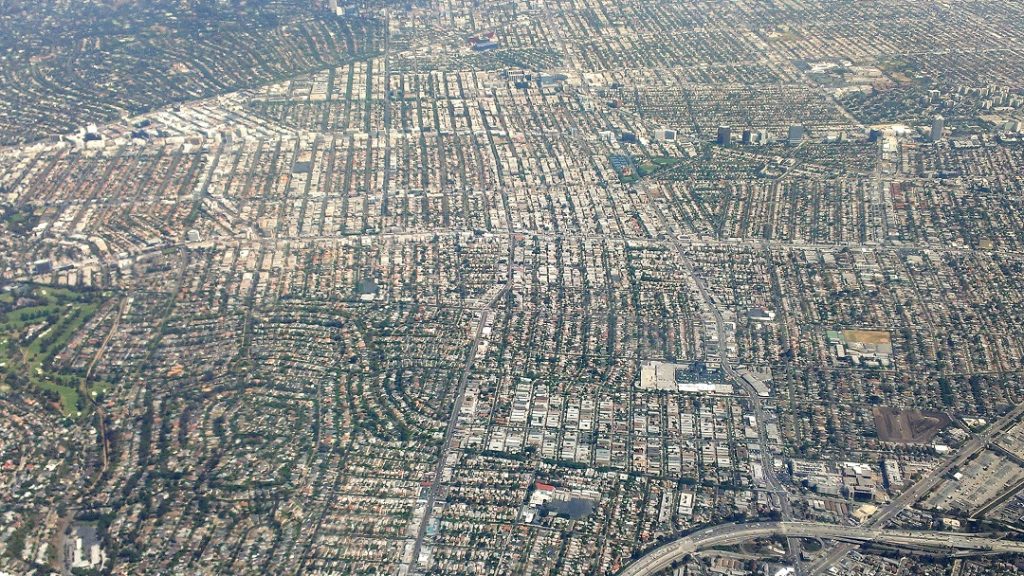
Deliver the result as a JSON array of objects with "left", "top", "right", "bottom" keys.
[
  {"left": 843, "top": 330, "right": 891, "bottom": 345},
  {"left": 873, "top": 406, "right": 950, "bottom": 443}
]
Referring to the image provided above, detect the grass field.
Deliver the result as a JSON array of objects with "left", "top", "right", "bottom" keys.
[
  {"left": 618, "top": 156, "right": 682, "bottom": 183},
  {"left": 0, "top": 285, "right": 107, "bottom": 417}
]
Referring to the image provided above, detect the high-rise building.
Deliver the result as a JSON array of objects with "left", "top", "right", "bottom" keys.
[
  {"left": 741, "top": 128, "right": 753, "bottom": 145},
  {"left": 717, "top": 125, "right": 731, "bottom": 147},
  {"left": 787, "top": 125, "right": 805, "bottom": 146},
  {"left": 505, "top": 69, "right": 527, "bottom": 84},
  {"left": 931, "top": 114, "right": 944, "bottom": 142}
]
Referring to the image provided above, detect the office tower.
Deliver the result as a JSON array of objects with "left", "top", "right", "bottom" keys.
[
  {"left": 931, "top": 114, "right": 944, "bottom": 142},
  {"left": 717, "top": 125, "right": 731, "bottom": 147},
  {"left": 787, "top": 124, "right": 804, "bottom": 146}
]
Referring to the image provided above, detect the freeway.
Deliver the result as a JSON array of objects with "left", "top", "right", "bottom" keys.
[{"left": 619, "top": 521, "right": 1024, "bottom": 576}]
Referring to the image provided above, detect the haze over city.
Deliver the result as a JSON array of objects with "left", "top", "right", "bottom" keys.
[{"left": 1, "top": 1, "right": 1024, "bottom": 575}]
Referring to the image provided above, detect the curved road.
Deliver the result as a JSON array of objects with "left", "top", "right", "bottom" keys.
[{"left": 619, "top": 521, "right": 1024, "bottom": 576}]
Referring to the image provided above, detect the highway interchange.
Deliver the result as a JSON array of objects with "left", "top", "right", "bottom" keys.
[
  {"left": 619, "top": 399, "right": 1024, "bottom": 576},
  {"left": 619, "top": 520, "right": 1024, "bottom": 576}
]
